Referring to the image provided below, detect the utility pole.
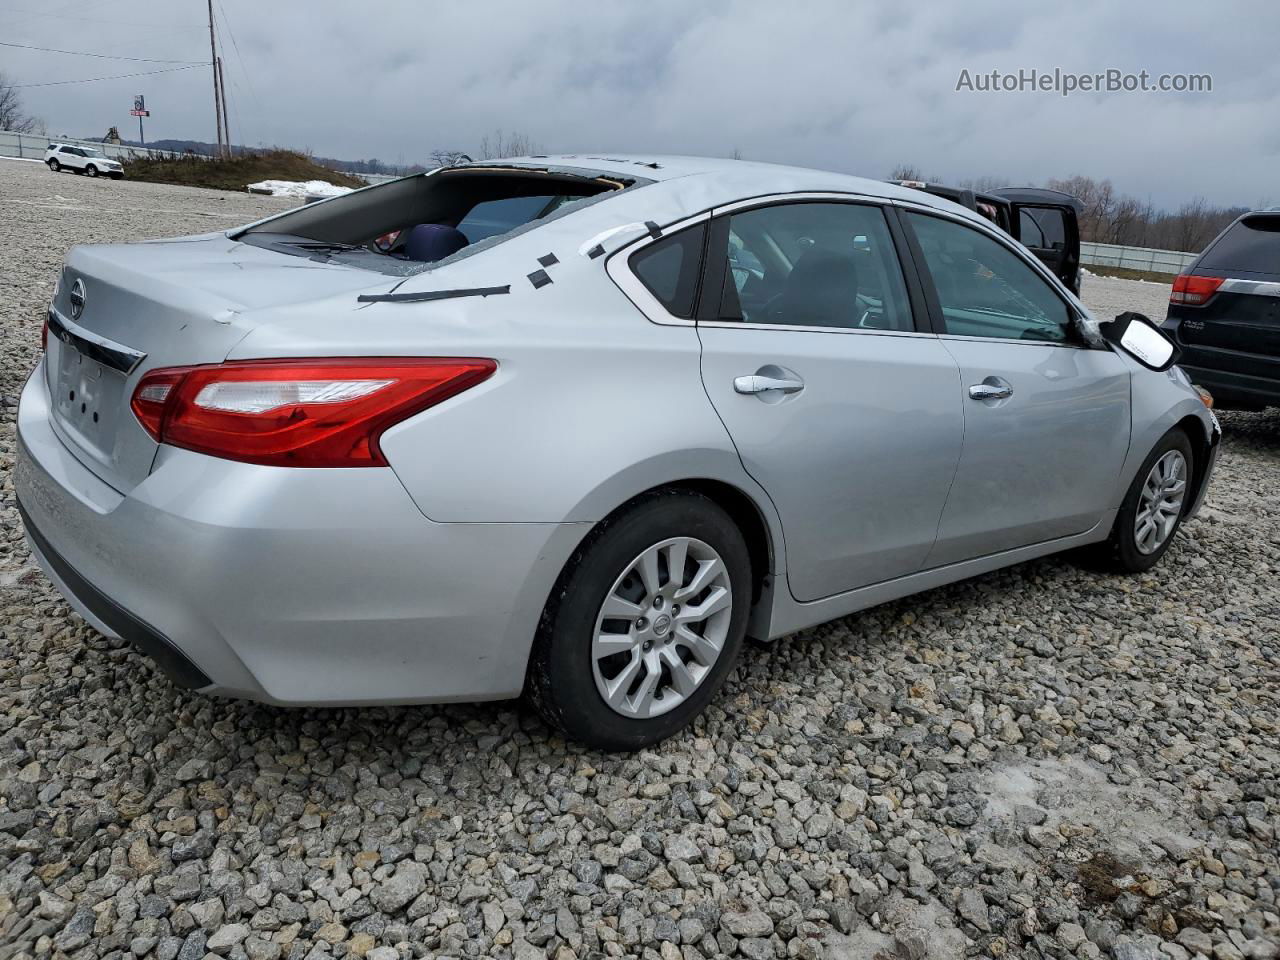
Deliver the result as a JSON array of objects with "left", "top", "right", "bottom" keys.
[
  {"left": 217, "top": 57, "right": 231, "bottom": 154},
  {"left": 207, "top": 0, "right": 224, "bottom": 158}
]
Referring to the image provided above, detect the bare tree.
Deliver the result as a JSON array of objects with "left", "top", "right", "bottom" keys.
[
  {"left": 0, "top": 71, "right": 42, "bottom": 134},
  {"left": 430, "top": 149, "right": 473, "bottom": 168},
  {"left": 888, "top": 163, "right": 923, "bottom": 181},
  {"left": 1171, "top": 197, "right": 1216, "bottom": 254},
  {"left": 1105, "top": 195, "right": 1146, "bottom": 245},
  {"left": 477, "top": 129, "right": 541, "bottom": 160},
  {"left": 1047, "top": 174, "right": 1246, "bottom": 252}
]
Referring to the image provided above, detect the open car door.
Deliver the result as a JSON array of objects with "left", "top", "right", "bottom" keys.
[{"left": 993, "top": 188, "right": 1083, "bottom": 295}]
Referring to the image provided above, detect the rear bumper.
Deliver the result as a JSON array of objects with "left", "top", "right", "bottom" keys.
[
  {"left": 16, "top": 360, "right": 582, "bottom": 706},
  {"left": 20, "top": 499, "right": 211, "bottom": 689},
  {"left": 1179, "top": 363, "right": 1280, "bottom": 408}
]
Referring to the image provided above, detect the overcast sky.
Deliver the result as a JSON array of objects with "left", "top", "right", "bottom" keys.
[{"left": 3, "top": 0, "right": 1276, "bottom": 210}]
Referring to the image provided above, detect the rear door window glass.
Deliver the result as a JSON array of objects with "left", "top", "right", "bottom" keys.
[
  {"left": 1018, "top": 207, "right": 1067, "bottom": 251},
  {"left": 714, "top": 202, "right": 913, "bottom": 331},
  {"left": 1199, "top": 216, "right": 1280, "bottom": 275}
]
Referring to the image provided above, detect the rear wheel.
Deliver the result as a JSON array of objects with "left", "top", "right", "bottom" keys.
[
  {"left": 1097, "top": 428, "right": 1194, "bottom": 572},
  {"left": 47, "top": 159, "right": 60, "bottom": 172},
  {"left": 527, "top": 491, "right": 751, "bottom": 750},
  {"left": 85, "top": 164, "right": 99, "bottom": 178}
]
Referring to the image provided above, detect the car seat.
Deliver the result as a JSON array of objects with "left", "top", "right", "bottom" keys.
[{"left": 402, "top": 224, "right": 470, "bottom": 263}]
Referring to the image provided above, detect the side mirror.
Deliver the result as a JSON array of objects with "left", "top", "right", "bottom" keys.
[{"left": 1103, "top": 311, "right": 1180, "bottom": 372}]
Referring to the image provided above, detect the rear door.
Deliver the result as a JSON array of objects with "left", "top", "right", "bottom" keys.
[
  {"left": 1009, "top": 203, "right": 1080, "bottom": 292},
  {"left": 900, "top": 208, "right": 1130, "bottom": 565},
  {"left": 692, "top": 197, "right": 964, "bottom": 602}
]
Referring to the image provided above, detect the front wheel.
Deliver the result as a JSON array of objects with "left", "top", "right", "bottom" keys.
[
  {"left": 1098, "top": 428, "right": 1194, "bottom": 572},
  {"left": 85, "top": 165, "right": 99, "bottom": 178},
  {"left": 526, "top": 491, "right": 752, "bottom": 750},
  {"left": 47, "top": 159, "right": 60, "bottom": 172}
]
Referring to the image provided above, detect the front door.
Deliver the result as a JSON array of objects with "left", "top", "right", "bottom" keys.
[
  {"left": 695, "top": 199, "right": 964, "bottom": 602},
  {"left": 901, "top": 209, "right": 1130, "bottom": 566}
]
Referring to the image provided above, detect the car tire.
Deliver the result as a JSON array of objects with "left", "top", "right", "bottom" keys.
[
  {"left": 1096, "top": 428, "right": 1195, "bottom": 573},
  {"left": 526, "top": 490, "right": 752, "bottom": 751},
  {"left": 85, "top": 165, "right": 99, "bottom": 178},
  {"left": 47, "top": 159, "right": 60, "bottom": 172}
]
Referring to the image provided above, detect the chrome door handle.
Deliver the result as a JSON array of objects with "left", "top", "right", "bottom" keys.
[
  {"left": 968, "top": 382, "right": 1013, "bottom": 401},
  {"left": 734, "top": 375, "right": 805, "bottom": 395}
]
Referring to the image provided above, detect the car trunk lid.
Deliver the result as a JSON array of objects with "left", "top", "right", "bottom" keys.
[{"left": 47, "top": 235, "right": 395, "bottom": 493}]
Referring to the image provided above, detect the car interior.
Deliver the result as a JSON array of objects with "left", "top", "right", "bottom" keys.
[
  {"left": 234, "top": 166, "right": 638, "bottom": 271},
  {"left": 718, "top": 203, "right": 913, "bottom": 332},
  {"left": 908, "top": 214, "right": 1073, "bottom": 343}
]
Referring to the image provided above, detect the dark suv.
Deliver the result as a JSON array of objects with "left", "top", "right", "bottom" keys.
[{"left": 1163, "top": 211, "right": 1280, "bottom": 410}]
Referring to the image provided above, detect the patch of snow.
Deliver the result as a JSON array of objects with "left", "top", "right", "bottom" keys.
[
  {"left": 0, "top": 156, "right": 47, "bottom": 164},
  {"left": 826, "top": 893, "right": 965, "bottom": 960},
  {"left": 246, "top": 179, "right": 353, "bottom": 200},
  {"left": 969, "top": 756, "right": 1201, "bottom": 869}
]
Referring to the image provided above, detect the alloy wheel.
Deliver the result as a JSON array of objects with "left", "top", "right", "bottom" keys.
[
  {"left": 591, "top": 536, "right": 733, "bottom": 719},
  {"left": 1134, "top": 450, "right": 1187, "bottom": 554}
]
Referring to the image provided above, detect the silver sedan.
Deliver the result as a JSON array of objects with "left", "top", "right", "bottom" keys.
[{"left": 16, "top": 156, "right": 1218, "bottom": 749}]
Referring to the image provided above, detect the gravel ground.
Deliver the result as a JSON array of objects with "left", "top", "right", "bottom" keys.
[
  {"left": 1, "top": 160, "right": 1277, "bottom": 960},
  {"left": 1076, "top": 271, "right": 1174, "bottom": 328}
]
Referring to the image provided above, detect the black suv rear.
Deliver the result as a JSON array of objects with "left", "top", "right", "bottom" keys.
[{"left": 1164, "top": 211, "right": 1280, "bottom": 410}]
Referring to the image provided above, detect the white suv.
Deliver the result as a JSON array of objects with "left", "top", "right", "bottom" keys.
[{"left": 44, "top": 144, "right": 125, "bottom": 179}]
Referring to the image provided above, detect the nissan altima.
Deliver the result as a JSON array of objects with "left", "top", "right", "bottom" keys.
[{"left": 16, "top": 156, "right": 1219, "bottom": 749}]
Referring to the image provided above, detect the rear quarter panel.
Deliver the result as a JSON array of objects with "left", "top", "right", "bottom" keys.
[{"left": 227, "top": 214, "right": 766, "bottom": 531}]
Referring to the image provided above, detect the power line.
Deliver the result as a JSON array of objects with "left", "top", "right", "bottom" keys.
[
  {"left": 0, "top": 40, "right": 205, "bottom": 63},
  {"left": 214, "top": 0, "right": 257, "bottom": 146},
  {"left": 10, "top": 63, "right": 204, "bottom": 87},
  {"left": 215, "top": 0, "right": 258, "bottom": 108}
]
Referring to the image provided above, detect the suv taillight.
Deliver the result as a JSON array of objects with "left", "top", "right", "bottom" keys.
[
  {"left": 1170, "top": 274, "right": 1224, "bottom": 306},
  {"left": 130, "top": 357, "right": 496, "bottom": 467}
]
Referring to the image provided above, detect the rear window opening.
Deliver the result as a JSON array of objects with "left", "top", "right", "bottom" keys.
[{"left": 233, "top": 165, "right": 641, "bottom": 276}]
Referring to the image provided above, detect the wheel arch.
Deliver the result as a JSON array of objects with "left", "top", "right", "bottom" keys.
[
  {"left": 1174, "top": 412, "right": 1214, "bottom": 517},
  {"left": 1118, "top": 385, "right": 1213, "bottom": 508},
  {"left": 546, "top": 475, "right": 782, "bottom": 648}
]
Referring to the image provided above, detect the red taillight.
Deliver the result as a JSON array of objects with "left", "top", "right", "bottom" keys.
[
  {"left": 41, "top": 316, "right": 48, "bottom": 352},
  {"left": 130, "top": 357, "right": 496, "bottom": 467},
  {"left": 1170, "top": 274, "right": 1224, "bottom": 306}
]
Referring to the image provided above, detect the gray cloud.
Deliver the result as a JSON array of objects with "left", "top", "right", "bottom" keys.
[{"left": 4, "top": 0, "right": 1277, "bottom": 209}]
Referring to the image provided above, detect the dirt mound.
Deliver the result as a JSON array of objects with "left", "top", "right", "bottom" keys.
[{"left": 121, "top": 149, "right": 364, "bottom": 192}]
